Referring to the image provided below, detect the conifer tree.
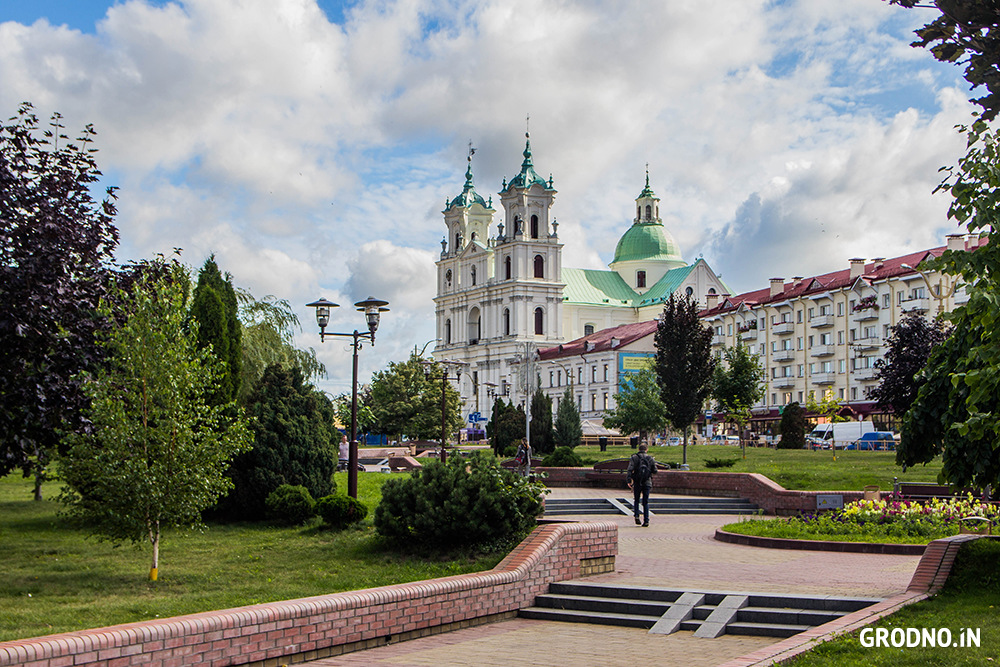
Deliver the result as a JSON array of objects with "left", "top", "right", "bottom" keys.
[{"left": 190, "top": 256, "right": 241, "bottom": 404}]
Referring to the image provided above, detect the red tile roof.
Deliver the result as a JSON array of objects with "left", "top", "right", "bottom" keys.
[
  {"left": 699, "top": 238, "right": 986, "bottom": 317},
  {"left": 538, "top": 320, "right": 658, "bottom": 360}
]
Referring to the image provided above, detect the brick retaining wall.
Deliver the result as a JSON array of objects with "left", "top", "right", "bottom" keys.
[
  {"left": 0, "top": 521, "right": 617, "bottom": 667},
  {"left": 540, "top": 467, "right": 863, "bottom": 515}
]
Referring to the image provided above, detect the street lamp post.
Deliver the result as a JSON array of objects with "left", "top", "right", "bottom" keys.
[
  {"left": 900, "top": 264, "right": 959, "bottom": 315},
  {"left": 421, "top": 359, "right": 468, "bottom": 462},
  {"left": 307, "top": 296, "right": 389, "bottom": 500}
]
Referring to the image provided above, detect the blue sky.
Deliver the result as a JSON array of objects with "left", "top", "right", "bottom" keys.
[{"left": 0, "top": 0, "right": 973, "bottom": 392}]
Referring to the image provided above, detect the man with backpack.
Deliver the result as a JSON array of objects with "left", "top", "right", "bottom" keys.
[{"left": 627, "top": 442, "right": 657, "bottom": 527}]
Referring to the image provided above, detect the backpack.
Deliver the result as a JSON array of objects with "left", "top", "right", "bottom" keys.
[{"left": 632, "top": 453, "right": 652, "bottom": 484}]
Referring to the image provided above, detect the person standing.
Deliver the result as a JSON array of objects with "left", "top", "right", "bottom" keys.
[
  {"left": 627, "top": 443, "right": 657, "bottom": 526},
  {"left": 338, "top": 433, "right": 349, "bottom": 471}
]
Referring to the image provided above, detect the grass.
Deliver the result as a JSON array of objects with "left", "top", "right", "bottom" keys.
[
  {"left": 719, "top": 516, "right": 953, "bottom": 545},
  {"left": 573, "top": 444, "right": 943, "bottom": 492},
  {"left": 0, "top": 472, "right": 503, "bottom": 643},
  {"left": 785, "top": 538, "right": 1000, "bottom": 666}
]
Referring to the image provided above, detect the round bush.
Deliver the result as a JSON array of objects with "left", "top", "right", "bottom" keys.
[
  {"left": 542, "top": 446, "right": 584, "bottom": 467},
  {"left": 316, "top": 494, "right": 369, "bottom": 529},
  {"left": 265, "top": 484, "right": 316, "bottom": 525},
  {"left": 374, "top": 452, "right": 545, "bottom": 549}
]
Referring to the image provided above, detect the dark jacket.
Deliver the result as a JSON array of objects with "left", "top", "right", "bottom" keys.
[{"left": 626, "top": 452, "right": 657, "bottom": 489}]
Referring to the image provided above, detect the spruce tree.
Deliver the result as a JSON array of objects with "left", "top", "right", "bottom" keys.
[
  {"left": 529, "top": 382, "right": 555, "bottom": 454},
  {"left": 553, "top": 385, "right": 583, "bottom": 448},
  {"left": 190, "top": 256, "right": 241, "bottom": 404}
]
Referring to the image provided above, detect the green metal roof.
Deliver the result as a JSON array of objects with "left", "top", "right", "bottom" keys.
[
  {"left": 611, "top": 222, "right": 683, "bottom": 265},
  {"left": 635, "top": 264, "right": 696, "bottom": 306},
  {"left": 561, "top": 268, "right": 637, "bottom": 306},
  {"left": 501, "top": 135, "right": 555, "bottom": 193},
  {"left": 445, "top": 163, "right": 490, "bottom": 212}
]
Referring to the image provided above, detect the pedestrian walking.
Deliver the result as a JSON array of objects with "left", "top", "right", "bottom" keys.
[
  {"left": 627, "top": 443, "right": 657, "bottom": 526},
  {"left": 514, "top": 439, "right": 531, "bottom": 477},
  {"left": 338, "top": 433, "right": 349, "bottom": 471}
]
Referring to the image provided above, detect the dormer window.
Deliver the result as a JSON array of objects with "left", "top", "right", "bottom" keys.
[{"left": 636, "top": 271, "right": 646, "bottom": 289}]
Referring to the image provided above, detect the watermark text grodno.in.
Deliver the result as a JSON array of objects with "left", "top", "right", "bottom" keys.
[{"left": 859, "top": 627, "right": 981, "bottom": 648}]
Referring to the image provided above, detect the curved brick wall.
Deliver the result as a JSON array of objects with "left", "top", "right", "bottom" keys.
[{"left": 0, "top": 521, "right": 617, "bottom": 667}]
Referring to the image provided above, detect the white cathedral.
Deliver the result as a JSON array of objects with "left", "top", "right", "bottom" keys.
[{"left": 433, "top": 134, "right": 728, "bottom": 421}]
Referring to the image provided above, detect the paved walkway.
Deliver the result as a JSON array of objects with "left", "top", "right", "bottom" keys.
[{"left": 307, "top": 488, "right": 923, "bottom": 666}]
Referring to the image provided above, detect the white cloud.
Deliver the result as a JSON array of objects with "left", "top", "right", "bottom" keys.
[{"left": 0, "top": 0, "right": 976, "bottom": 389}]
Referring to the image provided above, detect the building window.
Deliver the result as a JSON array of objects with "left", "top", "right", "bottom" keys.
[
  {"left": 549, "top": 371, "right": 554, "bottom": 387},
  {"left": 534, "top": 255, "right": 544, "bottom": 278},
  {"left": 645, "top": 204, "right": 652, "bottom": 219},
  {"left": 636, "top": 271, "right": 646, "bottom": 288},
  {"left": 504, "top": 256, "right": 511, "bottom": 280},
  {"left": 771, "top": 393, "right": 777, "bottom": 405},
  {"left": 852, "top": 387, "right": 858, "bottom": 400},
  {"left": 577, "top": 394, "right": 582, "bottom": 410},
  {"left": 584, "top": 323, "right": 595, "bottom": 336},
  {"left": 556, "top": 370, "right": 562, "bottom": 386},
  {"left": 686, "top": 286, "right": 694, "bottom": 297},
  {"left": 503, "top": 308, "right": 511, "bottom": 336},
  {"left": 603, "top": 393, "right": 608, "bottom": 410},
  {"left": 455, "top": 232, "right": 461, "bottom": 250},
  {"left": 709, "top": 288, "right": 717, "bottom": 295},
  {"left": 445, "top": 319, "right": 451, "bottom": 344},
  {"left": 471, "top": 265, "right": 477, "bottom": 286},
  {"left": 783, "top": 392, "right": 793, "bottom": 404},
  {"left": 578, "top": 368, "right": 583, "bottom": 385},
  {"left": 534, "top": 307, "right": 544, "bottom": 335},
  {"left": 591, "top": 394, "right": 597, "bottom": 411},
  {"left": 603, "top": 364, "right": 609, "bottom": 381},
  {"left": 530, "top": 214, "right": 539, "bottom": 239},
  {"left": 445, "top": 269, "right": 452, "bottom": 288},
  {"left": 591, "top": 366, "right": 597, "bottom": 382},
  {"left": 883, "top": 293, "right": 891, "bottom": 308}
]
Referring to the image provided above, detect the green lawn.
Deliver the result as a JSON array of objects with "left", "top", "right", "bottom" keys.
[
  {"left": 573, "top": 444, "right": 943, "bottom": 492},
  {"left": 785, "top": 539, "right": 1000, "bottom": 666},
  {"left": 0, "top": 473, "right": 502, "bottom": 643}
]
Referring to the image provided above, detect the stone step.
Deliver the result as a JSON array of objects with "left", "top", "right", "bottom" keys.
[
  {"left": 519, "top": 606, "right": 657, "bottom": 629},
  {"left": 725, "top": 621, "right": 812, "bottom": 638},
  {"left": 534, "top": 593, "right": 672, "bottom": 617}
]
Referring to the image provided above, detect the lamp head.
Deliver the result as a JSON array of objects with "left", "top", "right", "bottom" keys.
[
  {"left": 306, "top": 298, "right": 340, "bottom": 336},
  {"left": 355, "top": 297, "right": 389, "bottom": 339}
]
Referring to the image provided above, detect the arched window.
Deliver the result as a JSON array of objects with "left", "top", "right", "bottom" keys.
[
  {"left": 584, "top": 324, "right": 595, "bottom": 336},
  {"left": 645, "top": 204, "right": 652, "bottom": 220},
  {"left": 533, "top": 255, "right": 544, "bottom": 278},
  {"left": 686, "top": 286, "right": 694, "bottom": 297},
  {"left": 471, "top": 265, "right": 477, "bottom": 286},
  {"left": 445, "top": 319, "right": 451, "bottom": 345},
  {"left": 503, "top": 308, "right": 511, "bottom": 336},
  {"left": 534, "top": 307, "right": 544, "bottom": 335},
  {"left": 636, "top": 270, "right": 646, "bottom": 288},
  {"left": 708, "top": 287, "right": 717, "bottom": 294},
  {"left": 468, "top": 307, "right": 481, "bottom": 344},
  {"left": 445, "top": 269, "right": 452, "bottom": 288},
  {"left": 504, "top": 256, "right": 511, "bottom": 280},
  {"left": 470, "top": 231, "right": 477, "bottom": 242},
  {"left": 530, "top": 214, "right": 539, "bottom": 239}
]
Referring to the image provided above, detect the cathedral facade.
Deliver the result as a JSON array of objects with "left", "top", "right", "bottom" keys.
[{"left": 433, "top": 135, "right": 727, "bottom": 423}]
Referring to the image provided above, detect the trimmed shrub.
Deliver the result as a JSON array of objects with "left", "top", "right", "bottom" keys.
[
  {"left": 316, "top": 494, "right": 368, "bottom": 529},
  {"left": 777, "top": 401, "right": 806, "bottom": 449},
  {"left": 542, "top": 446, "right": 584, "bottom": 467},
  {"left": 265, "top": 484, "right": 315, "bottom": 525},
  {"left": 374, "top": 452, "right": 546, "bottom": 549},
  {"left": 704, "top": 457, "right": 737, "bottom": 469}
]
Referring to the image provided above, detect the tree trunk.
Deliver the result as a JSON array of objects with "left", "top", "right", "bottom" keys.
[
  {"left": 33, "top": 471, "right": 43, "bottom": 501},
  {"left": 682, "top": 426, "right": 688, "bottom": 465},
  {"left": 149, "top": 522, "right": 160, "bottom": 581}
]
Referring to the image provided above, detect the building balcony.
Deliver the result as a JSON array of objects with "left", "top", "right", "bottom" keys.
[
  {"left": 852, "top": 309, "right": 880, "bottom": 322},
  {"left": 853, "top": 367, "right": 879, "bottom": 382},
  {"left": 901, "top": 297, "right": 931, "bottom": 313},
  {"left": 853, "top": 336, "right": 880, "bottom": 351},
  {"left": 771, "top": 376, "right": 796, "bottom": 388},
  {"left": 810, "top": 314, "right": 835, "bottom": 328},
  {"left": 812, "top": 372, "right": 837, "bottom": 385},
  {"left": 739, "top": 329, "right": 758, "bottom": 341},
  {"left": 711, "top": 334, "right": 726, "bottom": 347},
  {"left": 772, "top": 321, "right": 795, "bottom": 335},
  {"left": 810, "top": 344, "right": 835, "bottom": 357},
  {"left": 771, "top": 349, "right": 795, "bottom": 362}
]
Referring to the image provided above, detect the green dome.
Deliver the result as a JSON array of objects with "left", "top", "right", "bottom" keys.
[{"left": 612, "top": 222, "right": 683, "bottom": 265}]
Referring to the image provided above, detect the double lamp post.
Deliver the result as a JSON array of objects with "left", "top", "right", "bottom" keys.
[{"left": 307, "top": 296, "right": 389, "bottom": 499}]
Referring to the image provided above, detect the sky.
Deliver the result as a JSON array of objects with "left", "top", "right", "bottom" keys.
[{"left": 0, "top": 0, "right": 975, "bottom": 395}]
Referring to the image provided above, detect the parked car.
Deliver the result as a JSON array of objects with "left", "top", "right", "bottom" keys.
[
  {"left": 846, "top": 431, "right": 897, "bottom": 451},
  {"left": 666, "top": 436, "right": 681, "bottom": 446},
  {"left": 710, "top": 434, "right": 740, "bottom": 444}
]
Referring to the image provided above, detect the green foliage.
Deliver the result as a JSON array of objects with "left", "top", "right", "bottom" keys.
[
  {"left": 368, "top": 353, "right": 461, "bottom": 441},
  {"left": 487, "top": 398, "right": 526, "bottom": 456},
  {"left": 704, "top": 457, "right": 738, "bottom": 469},
  {"left": 219, "top": 365, "right": 338, "bottom": 520},
  {"left": 654, "top": 293, "right": 716, "bottom": 457},
  {"left": 603, "top": 368, "right": 667, "bottom": 444},
  {"left": 777, "top": 401, "right": 807, "bottom": 449},
  {"left": 806, "top": 389, "right": 847, "bottom": 423},
  {"left": 553, "top": 385, "right": 583, "bottom": 448},
  {"left": 59, "top": 263, "right": 252, "bottom": 578},
  {"left": 374, "top": 452, "right": 545, "bottom": 549},
  {"left": 316, "top": 494, "right": 369, "bottom": 529},
  {"left": 189, "top": 256, "right": 241, "bottom": 405},
  {"left": 867, "top": 311, "right": 950, "bottom": 415},
  {"left": 712, "top": 344, "right": 765, "bottom": 433},
  {"left": 0, "top": 103, "right": 119, "bottom": 485},
  {"left": 235, "top": 289, "right": 325, "bottom": 403},
  {"left": 264, "top": 484, "right": 316, "bottom": 525},
  {"left": 899, "top": 120, "right": 1000, "bottom": 491},
  {"left": 529, "top": 383, "right": 555, "bottom": 454},
  {"left": 542, "top": 446, "right": 584, "bottom": 467}
]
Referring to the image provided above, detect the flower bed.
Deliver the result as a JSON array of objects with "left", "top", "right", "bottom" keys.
[{"left": 722, "top": 494, "right": 999, "bottom": 544}]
